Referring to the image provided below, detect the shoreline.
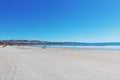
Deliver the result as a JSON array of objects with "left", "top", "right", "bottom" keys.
[{"left": 5, "top": 45, "right": 120, "bottom": 50}]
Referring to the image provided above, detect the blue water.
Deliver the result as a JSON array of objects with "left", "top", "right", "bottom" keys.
[{"left": 34, "top": 43, "right": 120, "bottom": 50}]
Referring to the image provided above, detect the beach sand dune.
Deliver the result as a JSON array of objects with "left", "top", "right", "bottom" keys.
[{"left": 0, "top": 46, "right": 120, "bottom": 80}]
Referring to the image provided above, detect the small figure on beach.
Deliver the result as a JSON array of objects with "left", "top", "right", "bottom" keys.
[
  {"left": 42, "top": 45, "right": 47, "bottom": 49},
  {"left": 42, "top": 46, "right": 46, "bottom": 49}
]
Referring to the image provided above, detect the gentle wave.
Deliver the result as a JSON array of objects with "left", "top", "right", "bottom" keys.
[{"left": 34, "top": 44, "right": 120, "bottom": 50}]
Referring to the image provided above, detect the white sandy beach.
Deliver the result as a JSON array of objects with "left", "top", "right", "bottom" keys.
[{"left": 0, "top": 46, "right": 120, "bottom": 80}]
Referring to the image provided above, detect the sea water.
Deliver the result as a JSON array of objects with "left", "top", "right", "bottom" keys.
[{"left": 34, "top": 44, "right": 120, "bottom": 50}]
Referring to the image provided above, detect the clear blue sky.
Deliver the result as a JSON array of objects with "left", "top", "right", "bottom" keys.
[{"left": 0, "top": 0, "right": 120, "bottom": 42}]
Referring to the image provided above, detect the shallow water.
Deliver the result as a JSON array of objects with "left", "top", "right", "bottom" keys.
[{"left": 34, "top": 44, "right": 120, "bottom": 50}]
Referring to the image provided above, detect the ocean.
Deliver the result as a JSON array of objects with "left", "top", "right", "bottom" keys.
[{"left": 34, "top": 43, "right": 120, "bottom": 50}]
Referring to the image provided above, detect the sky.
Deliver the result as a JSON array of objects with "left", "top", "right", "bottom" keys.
[{"left": 0, "top": 0, "right": 120, "bottom": 42}]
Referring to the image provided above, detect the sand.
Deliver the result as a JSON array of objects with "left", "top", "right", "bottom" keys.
[{"left": 0, "top": 46, "right": 120, "bottom": 80}]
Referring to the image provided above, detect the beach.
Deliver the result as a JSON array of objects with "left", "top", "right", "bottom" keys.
[{"left": 0, "top": 46, "right": 120, "bottom": 80}]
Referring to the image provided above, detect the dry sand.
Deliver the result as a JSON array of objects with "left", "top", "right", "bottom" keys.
[{"left": 0, "top": 46, "right": 120, "bottom": 80}]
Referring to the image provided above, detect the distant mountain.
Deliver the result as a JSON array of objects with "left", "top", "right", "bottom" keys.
[
  {"left": 0, "top": 40, "right": 49, "bottom": 45},
  {"left": 0, "top": 40, "right": 120, "bottom": 46}
]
